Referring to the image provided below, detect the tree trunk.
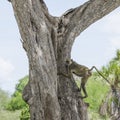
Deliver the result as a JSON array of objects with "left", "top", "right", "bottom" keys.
[{"left": 10, "top": 0, "right": 120, "bottom": 120}]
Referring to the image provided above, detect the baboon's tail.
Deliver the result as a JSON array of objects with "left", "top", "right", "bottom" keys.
[{"left": 90, "top": 66, "right": 111, "bottom": 85}]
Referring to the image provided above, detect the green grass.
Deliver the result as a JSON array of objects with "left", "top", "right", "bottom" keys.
[{"left": 0, "top": 110, "right": 21, "bottom": 120}]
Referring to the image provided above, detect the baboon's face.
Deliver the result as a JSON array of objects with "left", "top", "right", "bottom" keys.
[{"left": 66, "top": 59, "right": 71, "bottom": 64}]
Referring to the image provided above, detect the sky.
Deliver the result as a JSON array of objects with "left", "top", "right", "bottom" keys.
[{"left": 0, "top": 0, "right": 120, "bottom": 94}]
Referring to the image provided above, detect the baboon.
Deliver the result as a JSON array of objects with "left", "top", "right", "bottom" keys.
[{"left": 59, "top": 59, "right": 110, "bottom": 98}]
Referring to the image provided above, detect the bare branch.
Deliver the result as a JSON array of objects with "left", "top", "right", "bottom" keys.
[{"left": 64, "top": 0, "right": 120, "bottom": 40}]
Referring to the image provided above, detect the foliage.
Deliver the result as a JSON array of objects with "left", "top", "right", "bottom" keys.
[
  {"left": 6, "top": 76, "right": 28, "bottom": 111},
  {"left": 0, "top": 87, "right": 21, "bottom": 120},
  {"left": 6, "top": 91, "right": 27, "bottom": 110},
  {"left": 0, "top": 76, "right": 30, "bottom": 120},
  {"left": 100, "top": 49, "right": 120, "bottom": 86},
  {"left": 20, "top": 106, "right": 30, "bottom": 120},
  {"left": 0, "top": 88, "right": 10, "bottom": 109}
]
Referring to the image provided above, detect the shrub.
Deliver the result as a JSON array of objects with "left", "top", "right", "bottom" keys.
[
  {"left": 6, "top": 76, "right": 28, "bottom": 111},
  {"left": 20, "top": 106, "right": 30, "bottom": 120}
]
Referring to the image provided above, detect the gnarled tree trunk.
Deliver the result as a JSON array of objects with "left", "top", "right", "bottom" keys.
[{"left": 10, "top": 0, "right": 120, "bottom": 120}]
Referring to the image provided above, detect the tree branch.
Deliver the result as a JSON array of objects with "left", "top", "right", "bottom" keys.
[{"left": 63, "top": 0, "right": 120, "bottom": 45}]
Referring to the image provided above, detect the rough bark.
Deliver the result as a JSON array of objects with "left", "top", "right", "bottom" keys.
[{"left": 9, "top": 0, "right": 120, "bottom": 120}]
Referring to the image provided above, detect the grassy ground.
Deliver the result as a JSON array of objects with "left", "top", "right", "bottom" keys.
[{"left": 0, "top": 110, "right": 21, "bottom": 120}]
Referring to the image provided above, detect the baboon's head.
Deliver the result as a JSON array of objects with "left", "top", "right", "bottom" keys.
[{"left": 66, "top": 59, "right": 73, "bottom": 65}]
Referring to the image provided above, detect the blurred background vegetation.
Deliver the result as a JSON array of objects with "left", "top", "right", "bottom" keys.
[
  {"left": 0, "top": 49, "right": 120, "bottom": 120},
  {"left": 0, "top": 76, "right": 30, "bottom": 120}
]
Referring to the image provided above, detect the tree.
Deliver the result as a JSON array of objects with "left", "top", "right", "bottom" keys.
[{"left": 9, "top": 0, "right": 120, "bottom": 120}]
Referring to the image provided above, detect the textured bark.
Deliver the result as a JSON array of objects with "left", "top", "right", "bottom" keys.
[{"left": 10, "top": 0, "right": 120, "bottom": 120}]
